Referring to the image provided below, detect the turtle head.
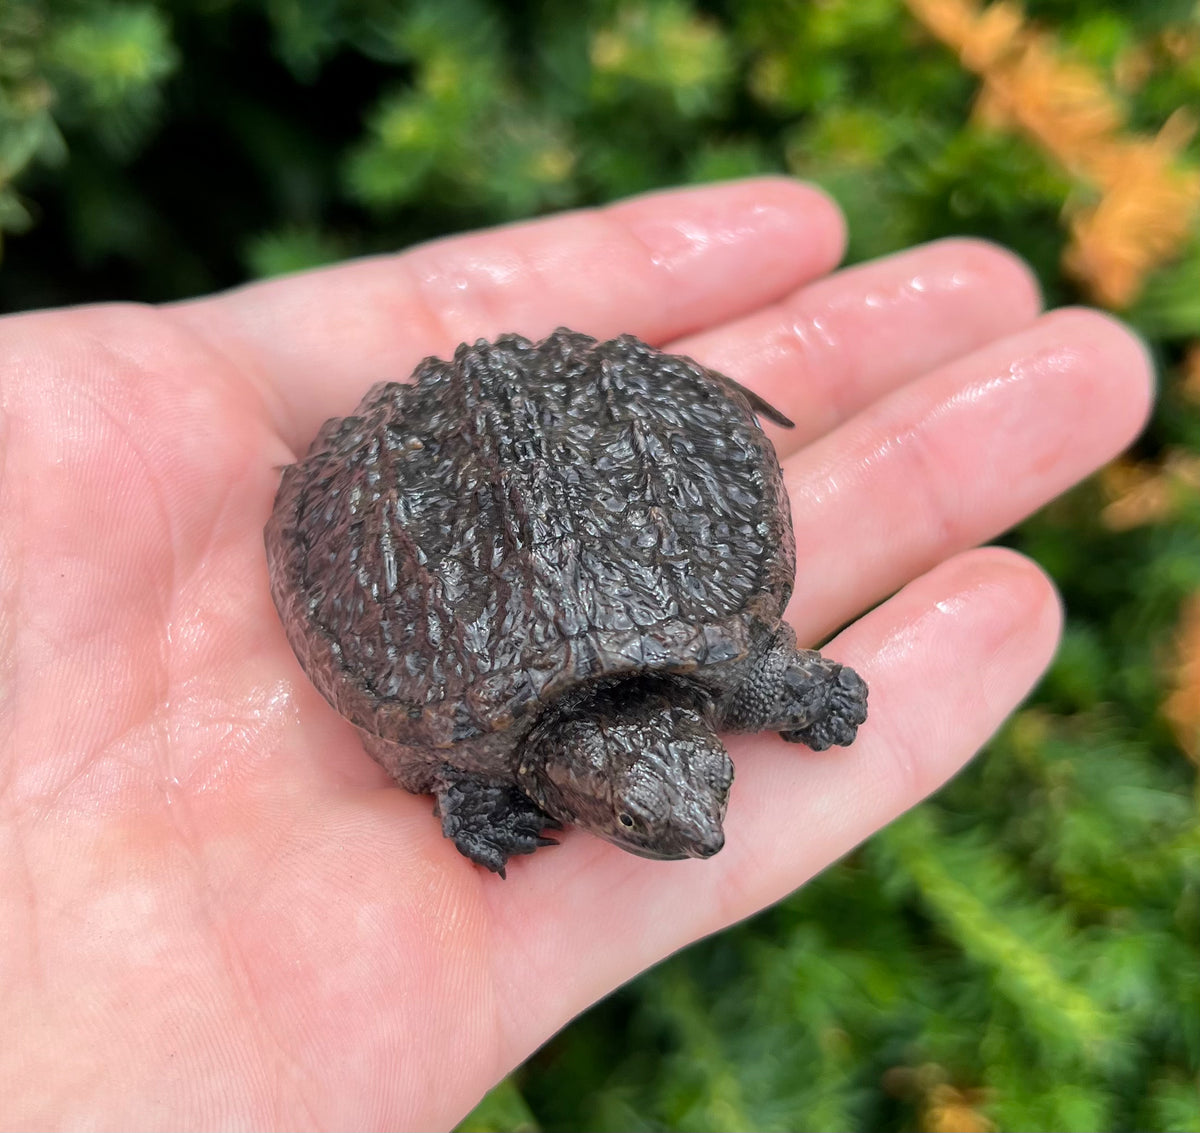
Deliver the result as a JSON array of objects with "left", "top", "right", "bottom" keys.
[{"left": 517, "top": 678, "right": 733, "bottom": 860}]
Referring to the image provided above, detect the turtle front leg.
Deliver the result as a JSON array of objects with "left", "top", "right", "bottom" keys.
[
  {"left": 433, "top": 770, "right": 559, "bottom": 877},
  {"left": 720, "top": 624, "right": 868, "bottom": 751}
]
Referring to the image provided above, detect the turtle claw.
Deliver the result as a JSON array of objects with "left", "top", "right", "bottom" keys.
[
  {"left": 434, "top": 775, "right": 559, "bottom": 876},
  {"left": 780, "top": 665, "right": 869, "bottom": 750}
]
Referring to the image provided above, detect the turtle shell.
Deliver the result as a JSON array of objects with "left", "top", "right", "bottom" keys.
[{"left": 265, "top": 329, "right": 796, "bottom": 751}]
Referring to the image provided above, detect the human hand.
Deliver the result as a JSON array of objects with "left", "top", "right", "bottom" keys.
[{"left": 0, "top": 179, "right": 1151, "bottom": 1130}]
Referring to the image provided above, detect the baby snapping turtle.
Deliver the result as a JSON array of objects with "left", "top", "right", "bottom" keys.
[{"left": 265, "top": 329, "right": 867, "bottom": 874}]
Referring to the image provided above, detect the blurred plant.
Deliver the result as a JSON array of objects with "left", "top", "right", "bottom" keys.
[
  {"left": 0, "top": 1, "right": 175, "bottom": 252},
  {"left": 905, "top": 0, "right": 1200, "bottom": 310},
  {"left": 342, "top": 0, "right": 578, "bottom": 219}
]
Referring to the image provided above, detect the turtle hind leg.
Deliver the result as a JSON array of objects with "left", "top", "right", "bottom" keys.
[{"left": 433, "top": 771, "right": 560, "bottom": 877}]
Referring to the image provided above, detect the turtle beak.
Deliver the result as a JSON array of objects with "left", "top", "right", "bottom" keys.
[
  {"left": 608, "top": 811, "right": 726, "bottom": 861},
  {"left": 682, "top": 817, "right": 725, "bottom": 859}
]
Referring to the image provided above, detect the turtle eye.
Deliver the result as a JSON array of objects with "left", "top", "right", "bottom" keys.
[{"left": 618, "top": 813, "right": 635, "bottom": 828}]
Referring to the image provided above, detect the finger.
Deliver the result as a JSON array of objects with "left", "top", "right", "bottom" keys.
[
  {"left": 484, "top": 547, "right": 1062, "bottom": 1070},
  {"left": 780, "top": 307, "right": 1153, "bottom": 644},
  {"left": 668, "top": 237, "right": 1043, "bottom": 453},
  {"left": 171, "top": 178, "right": 846, "bottom": 453}
]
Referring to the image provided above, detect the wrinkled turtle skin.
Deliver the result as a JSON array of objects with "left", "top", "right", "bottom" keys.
[{"left": 265, "top": 329, "right": 867, "bottom": 875}]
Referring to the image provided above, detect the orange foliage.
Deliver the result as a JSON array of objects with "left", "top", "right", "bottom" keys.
[
  {"left": 1165, "top": 593, "right": 1200, "bottom": 767},
  {"left": 923, "top": 1083, "right": 996, "bottom": 1132},
  {"left": 904, "top": 0, "right": 1200, "bottom": 308},
  {"left": 1100, "top": 451, "right": 1200, "bottom": 531}
]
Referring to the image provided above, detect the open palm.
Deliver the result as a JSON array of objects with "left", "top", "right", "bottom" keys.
[{"left": 0, "top": 179, "right": 1151, "bottom": 1130}]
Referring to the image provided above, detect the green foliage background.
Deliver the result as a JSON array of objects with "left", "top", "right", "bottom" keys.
[{"left": 4, "top": 1, "right": 1199, "bottom": 1129}]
